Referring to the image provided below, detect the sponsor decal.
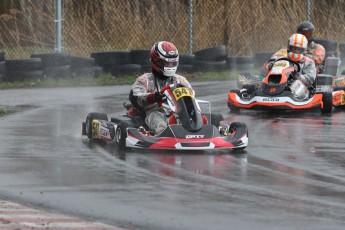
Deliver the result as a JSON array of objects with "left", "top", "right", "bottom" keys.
[
  {"left": 173, "top": 87, "right": 193, "bottom": 100},
  {"left": 100, "top": 127, "right": 109, "bottom": 137},
  {"left": 273, "top": 61, "right": 288, "bottom": 68},
  {"left": 186, "top": 134, "right": 205, "bottom": 139},
  {"left": 333, "top": 93, "right": 342, "bottom": 102},
  {"left": 263, "top": 97, "right": 279, "bottom": 101}
]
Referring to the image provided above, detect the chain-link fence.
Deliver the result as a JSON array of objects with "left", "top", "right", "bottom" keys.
[{"left": 1, "top": 0, "right": 345, "bottom": 59}]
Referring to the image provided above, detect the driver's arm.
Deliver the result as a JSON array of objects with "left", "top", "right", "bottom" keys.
[
  {"left": 131, "top": 75, "right": 154, "bottom": 107},
  {"left": 301, "top": 57, "right": 317, "bottom": 86}
]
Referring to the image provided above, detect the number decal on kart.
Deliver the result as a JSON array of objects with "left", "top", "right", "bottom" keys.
[{"left": 173, "top": 87, "right": 194, "bottom": 100}]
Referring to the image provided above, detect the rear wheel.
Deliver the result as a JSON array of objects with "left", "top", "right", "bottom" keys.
[
  {"left": 115, "top": 123, "right": 127, "bottom": 149},
  {"left": 321, "top": 92, "right": 333, "bottom": 114},
  {"left": 85, "top": 112, "right": 108, "bottom": 139}
]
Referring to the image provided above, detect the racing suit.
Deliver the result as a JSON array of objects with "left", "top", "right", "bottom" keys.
[
  {"left": 306, "top": 40, "right": 326, "bottom": 74},
  {"left": 262, "top": 48, "right": 316, "bottom": 87},
  {"left": 130, "top": 70, "right": 192, "bottom": 133}
]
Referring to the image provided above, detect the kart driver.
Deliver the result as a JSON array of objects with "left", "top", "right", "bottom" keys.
[
  {"left": 263, "top": 33, "right": 316, "bottom": 88},
  {"left": 297, "top": 21, "right": 326, "bottom": 74},
  {"left": 129, "top": 41, "right": 192, "bottom": 133}
]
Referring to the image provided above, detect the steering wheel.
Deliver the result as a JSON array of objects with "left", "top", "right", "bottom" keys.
[{"left": 273, "top": 57, "right": 301, "bottom": 74}]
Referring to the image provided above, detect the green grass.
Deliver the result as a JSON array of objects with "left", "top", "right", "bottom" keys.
[
  {"left": 0, "top": 70, "right": 239, "bottom": 89},
  {"left": 0, "top": 107, "right": 7, "bottom": 115}
]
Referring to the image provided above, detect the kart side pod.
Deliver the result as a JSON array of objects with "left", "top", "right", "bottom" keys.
[{"left": 315, "top": 74, "right": 333, "bottom": 93}]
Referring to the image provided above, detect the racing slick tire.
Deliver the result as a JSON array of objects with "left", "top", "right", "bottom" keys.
[
  {"left": 85, "top": 112, "right": 108, "bottom": 140},
  {"left": 321, "top": 92, "right": 333, "bottom": 114},
  {"left": 210, "top": 113, "right": 224, "bottom": 127},
  {"left": 229, "top": 122, "right": 248, "bottom": 151},
  {"left": 115, "top": 123, "right": 127, "bottom": 149}
]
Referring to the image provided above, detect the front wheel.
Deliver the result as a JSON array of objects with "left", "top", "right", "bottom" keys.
[
  {"left": 85, "top": 112, "right": 108, "bottom": 140},
  {"left": 115, "top": 123, "right": 127, "bottom": 149}
]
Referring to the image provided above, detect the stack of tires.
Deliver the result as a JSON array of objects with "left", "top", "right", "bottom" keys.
[
  {"left": 30, "top": 52, "right": 72, "bottom": 79},
  {"left": 91, "top": 50, "right": 143, "bottom": 77},
  {"left": 193, "top": 45, "right": 228, "bottom": 72},
  {"left": 178, "top": 53, "right": 195, "bottom": 73},
  {"left": 69, "top": 56, "right": 102, "bottom": 78},
  {"left": 130, "top": 49, "right": 151, "bottom": 73},
  {"left": 0, "top": 50, "right": 5, "bottom": 81},
  {"left": 4, "top": 58, "right": 43, "bottom": 82}
]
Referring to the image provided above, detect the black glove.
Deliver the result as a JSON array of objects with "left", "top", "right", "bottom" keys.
[
  {"left": 147, "top": 92, "right": 164, "bottom": 104},
  {"left": 290, "top": 71, "right": 301, "bottom": 81},
  {"left": 267, "top": 61, "right": 274, "bottom": 71}
]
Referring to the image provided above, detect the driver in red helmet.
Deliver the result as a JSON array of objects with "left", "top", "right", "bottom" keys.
[{"left": 129, "top": 41, "right": 192, "bottom": 133}]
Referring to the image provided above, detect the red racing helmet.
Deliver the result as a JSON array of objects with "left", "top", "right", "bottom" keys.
[{"left": 150, "top": 41, "right": 179, "bottom": 77}]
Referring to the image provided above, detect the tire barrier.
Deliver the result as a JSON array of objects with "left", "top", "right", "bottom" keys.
[
  {"left": 4, "top": 58, "right": 43, "bottom": 82},
  {"left": 4, "top": 42, "right": 345, "bottom": 82},
  {"left": 30, "top": 52, "right": 72, "bottom": 79},
  {"left": 0, "top": 61, "right": 6, "bottom": 81},
  {"left": 0, "top": 50, "right": 5, "bottom": 62}
]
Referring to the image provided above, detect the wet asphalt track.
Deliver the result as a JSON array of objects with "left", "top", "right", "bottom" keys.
[{"left": 0, "top": 81, "right": 345, "bottom": 230}]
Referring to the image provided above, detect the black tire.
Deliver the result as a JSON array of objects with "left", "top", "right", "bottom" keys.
[
  {"left": 227, "top": 56, "right": 237, "bottom": 70},
  {"left": 210, "top": 113, "right": 224, "bottom": 127},
  {"left": 114, "top": 64, "right": 142, "bottom": 76},
  {"left": 179, "top": 54, "right": 195, "bottom": 65},
  {"left": 4, "top": 70, "right": 44, "bottom": 82},
  {"left": 236, "top": 56, "right": 254, "bottom": 65},
  {"left": 91, "top": 51, "right": 131, "bottom": 66},
  {"left": 6, "top": 58, "right": 42, "bottom": 71},
  {"left": 130, "top": 50, "right": 151, "bottom": 65},
  {"left": 193, "top": 60, "right": 227, "bottom": 72},
  {"left": 177, "top": 64, "right": 194, "bottom": 73},
  {"left": 194, "top": 46, "right": 227, "bottom": 61},
  {"left": 230, "top": 122, "right": 248, "bottom": 151},
  {"left": 85, "top": 112, "right": 108, "bottom": 140},
  {"left": 0, "top": 50, "right": 5, "bottom": 62},
  {"left": 44, "top": 65, "right": 71, "bottom": 79},
  {"left": 321, "top": 92, "right": 333, "bottom": 114},
  {"left": 229, "top": 122, "right": 247, "bottom": 132},
  {"left": 115, "top": 123, "right": 127, "bottom": 149},
  {"left": 30, "top": 52, "right": 71, "bottom": 67},
  {"left": 71, "top": 66, "right": 103, "bottom": 78},
  {"left": 0, "top": 61, "right": 5, "bottom": 81},
  {"left": 70, "top": 56, "right": 95, "bottom": 68}
]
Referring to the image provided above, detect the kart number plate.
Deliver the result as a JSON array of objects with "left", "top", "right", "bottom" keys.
[{"left": 173, "top": 87, "right": 193, "bottom": 100}]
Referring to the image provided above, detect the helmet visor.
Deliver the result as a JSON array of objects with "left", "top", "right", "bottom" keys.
[
  {"left": 300, "top": 30, "right": 313, "bottom": 40},
  {"left": 163, "top": 58, "right": 178, "bottom": 67},
  {"left": 288, "top": 45, "right": 306, "bottom": 54}
]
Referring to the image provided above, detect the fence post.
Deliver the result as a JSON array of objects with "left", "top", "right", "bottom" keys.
[
  {"left": 306, "top": 0, "right": 311, "bottom": 21},
  {"left": 188, "top": 0, "right": 193, "bottom": 54},
  {"left": 54, "top": 0, "right": 63, "bottom": 52}
]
